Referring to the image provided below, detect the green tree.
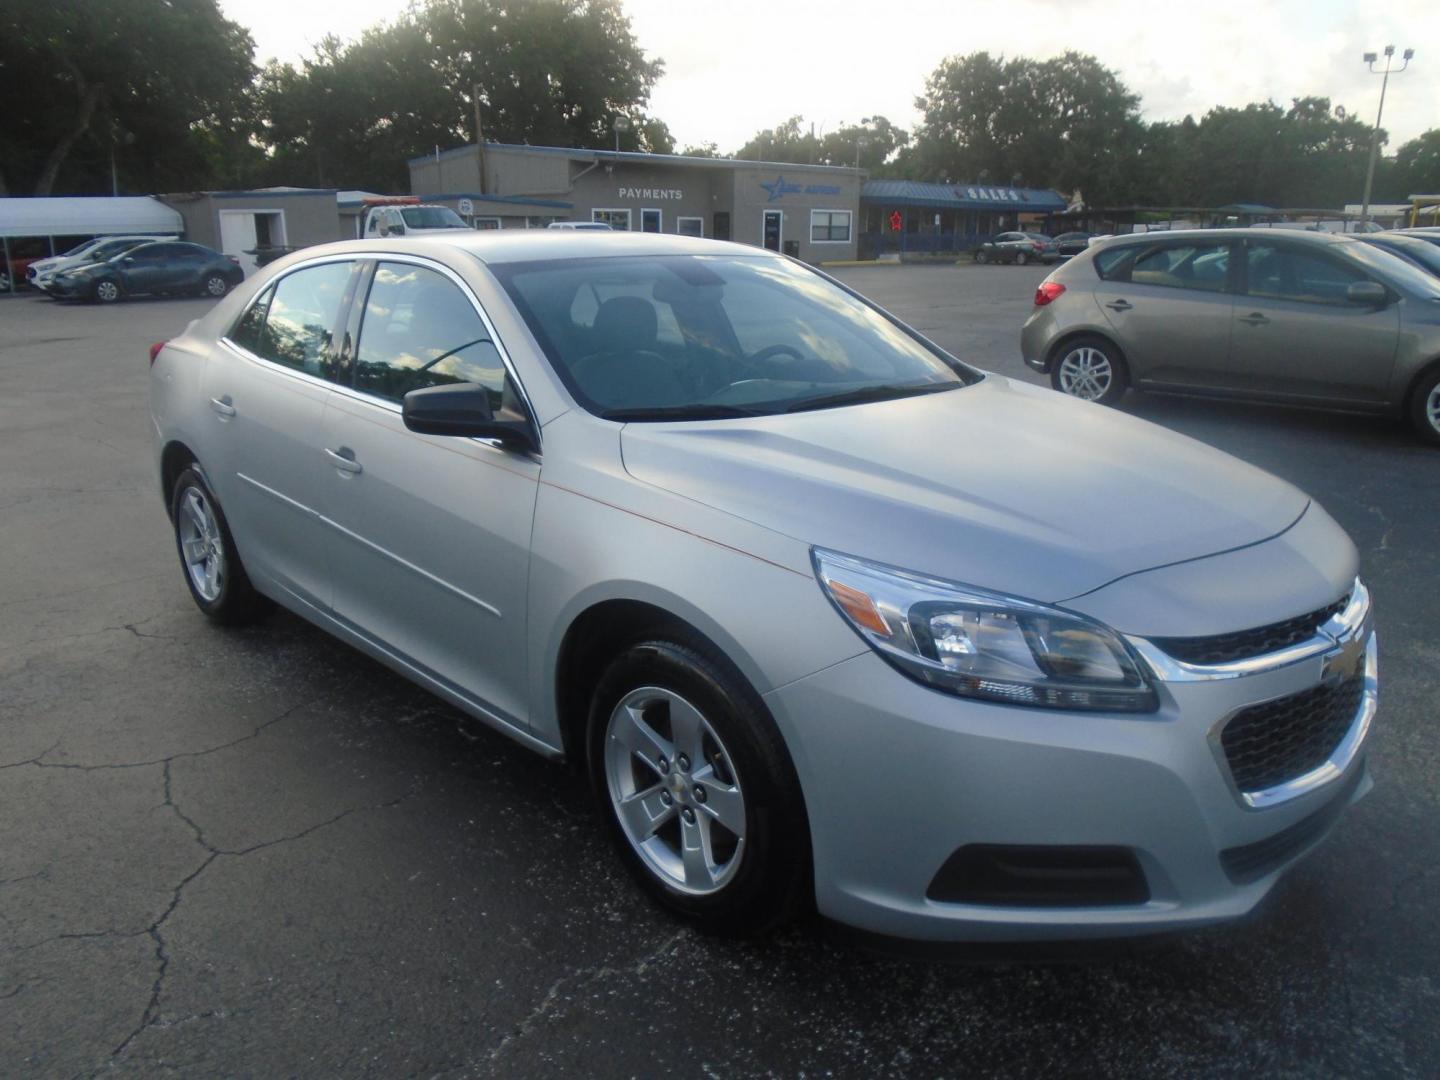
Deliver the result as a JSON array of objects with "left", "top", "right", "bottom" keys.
[
  {"left": 1391, "top": 130, "right": 1440, "bottom": 198},
  {"left": 910, "top": 51, "right": 1143, "bottom": 202},
  {"left": 0, "top": 0, "right": 257, "bottom": 195},
  {"left": 255, "top": 0, "right": 668, "bottom": 192},
  {"left": 735, "top": 116, "right": 907, "bottom": 169}
]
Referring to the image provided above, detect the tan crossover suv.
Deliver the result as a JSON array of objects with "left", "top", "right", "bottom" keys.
[{"left": 1020, "top": 228, "right": 1440, "bottom": 443}]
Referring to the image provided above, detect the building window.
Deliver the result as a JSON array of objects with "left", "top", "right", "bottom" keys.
[
  {"left": 676, "top": 216, "right": 703, "bottom": 238},
  {"left": 473, "top": 217, "right": 502, "bottom": 230},
  {"left": 810, "top": 210, "right": 852, "bottom": 244},
  {"left": 592, "top": 208, "right": 632, "bottom": 231}
]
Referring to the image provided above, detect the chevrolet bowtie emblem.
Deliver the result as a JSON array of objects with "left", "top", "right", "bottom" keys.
[{"left": 1322, "top": 632, "right": 1365, "bottom": 682}]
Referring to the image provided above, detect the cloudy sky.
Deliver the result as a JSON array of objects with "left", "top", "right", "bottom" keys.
[{"left": 227, "top": 0, "right": 1435, "bottom": 153}]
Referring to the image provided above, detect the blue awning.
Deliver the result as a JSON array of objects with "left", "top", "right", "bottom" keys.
[{"left": 861, "top": 180, "right": 1067, "bottom": 213}]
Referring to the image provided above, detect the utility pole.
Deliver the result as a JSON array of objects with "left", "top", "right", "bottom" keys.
[
  {"left": 1359, "top": 45, "right": 1414, "bottom": 227},
  {"left": 473, "top": 83, "right": 486, "bottom": 194}
]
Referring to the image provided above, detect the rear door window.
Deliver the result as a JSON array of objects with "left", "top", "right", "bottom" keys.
[
  {"left": 353, "top": 262, "right": 508, "bottom": 411},
  {"left": 1102, "top": 241, "right": 1230, "bottom": 292},
  {"left": 251, "top": 262, "right": 354, "bottom": 376}
]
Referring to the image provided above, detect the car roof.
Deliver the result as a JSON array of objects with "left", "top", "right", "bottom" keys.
[
  {"left": 281, "top": 230, "right": 779, "bottom": 266},
  {"left": 1099, "top": 228, "right": 1360, "bottom": 248}
]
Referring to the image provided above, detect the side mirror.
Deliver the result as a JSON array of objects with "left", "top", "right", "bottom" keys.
[
  {"left": 402, "top": 383, "right": 537, "bottom": 452},
  {"left": 121, "top": 256, "right": 136, "bottom": 265},
  {"left": 1347, "top": 281, "right": 1387, "bottom": 307}
]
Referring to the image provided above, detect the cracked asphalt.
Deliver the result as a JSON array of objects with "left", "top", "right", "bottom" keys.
[{"left": 2, "top": 263, "right": 1438, "bottom": 1078}]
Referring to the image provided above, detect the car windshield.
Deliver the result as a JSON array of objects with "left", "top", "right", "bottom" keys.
[
  {"left": 492, "top": 254, "right": 975, "bottom": 419},
  {"left": 402, "top": 207, "right": 468, "bottom": 229},
  {"left": 1365, "top": 238, "right": 1440, "bottom": 278},
  {"left": 1342, "top": 238, "right": 1440, "bottom": 297},
  {"left": 59, "top": 239, "right": 101, "bottom": 258}
]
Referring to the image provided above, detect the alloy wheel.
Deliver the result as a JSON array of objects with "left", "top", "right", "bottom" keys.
[
  {"left": 177, "top": 487, "right": 226, "bottom": 602},
  {"left": 96, "top": 280, "right": 119, "bottom": 303},
  {"left": 1427, "top": 383, "right": 1440, "bottom": 435},
  {"left": 1057, "top": 346, "right": 1113, "bottom": 401},
  {"left": 205, "top": 275, "right": 227, "bottom": 296},
  {"left": 603, "top": 686, "right": 747, "bottom": 895}
]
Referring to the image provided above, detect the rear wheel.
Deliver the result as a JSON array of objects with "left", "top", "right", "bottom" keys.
[
  {"left": 587, "top": 637, "right": 809, "bottom": 935},
  {"left": 1051, "top": 336, "right": 1129, "bottom": 405},
  {"left": 974, "top": 249, "right": 989, "bottom": 264},
  {"left": 1409, "top": 366, "right": 1440, "bottom": 445},
  {"left": 170, "top": 466, "right": 270, "bottom": 624},
  {"left": 1015, "top": 250, "right": 1029, "bottom": 266},
  {"left": 202, "top": 272, "right": 230, "bottom": 298}
]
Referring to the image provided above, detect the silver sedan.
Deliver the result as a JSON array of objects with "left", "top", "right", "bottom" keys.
[{"left": 150, "top": 231, "right": 1375, "bottom": 942}]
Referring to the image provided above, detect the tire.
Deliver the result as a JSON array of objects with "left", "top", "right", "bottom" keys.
[
  {"left": 587, "top": 636, "right": 810, "bottom": 935},
  {"left": 1050, "top": 335, "right": 1130, "bottom": 405},
  {"left": 202, "top": 272, "right": 230, "bottom": 298},
  {"left": 93, "top": 279, "right": 121, "bottom": 304},
  {"left": 169, "top": 466, "right": 270, "bottom": 625},
  {"left": 1408, "top": 365, "right": 1440, "bottom": 445},
  {"left": 1015, "top": 251, "right": 1029, "bottom": 266},
  {"left": 974, "top": 249, "right": 989, "bottom": 265}
]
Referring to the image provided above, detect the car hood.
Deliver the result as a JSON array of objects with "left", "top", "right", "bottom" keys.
[{"left": 619, "top": 376, "right": 1310, "bottom": 603}]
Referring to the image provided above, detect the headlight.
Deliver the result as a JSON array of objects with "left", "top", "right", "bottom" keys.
[{"left": 813, "top": 548, "right": 1158, "bottom": 712}]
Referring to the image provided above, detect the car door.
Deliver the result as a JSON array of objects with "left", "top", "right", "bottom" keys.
[
  {"left": 117, "top": 245, "right": 172, "bottom": 295},
  {"left": 1227, "top": 239, "right": 1400, "bottom": 403},
  {"left": 320, "top": 258, "right": 540, "bottom": 728},
  {"left": 1093, "top": 237, "right": 1238, "bottom": 388},
  {"left": 201, "top": 259, "right": 360, "bottom": 610}
]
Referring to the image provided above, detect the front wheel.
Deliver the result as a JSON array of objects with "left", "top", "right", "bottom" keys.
[
  {"left": 974, "top": 249, "right": 989, "bottom": 264},
  {"left": 202, "top": 272, "right": 230, "bottom": 298},
  {"left": 1051, "top": 336, "right": 1129, "bottom": 405},
  {"left": 93, "top": 279, "right": 121, "bottom": 304},
  {"left": 170, "top": 466, "right": 270, "bottom": 624},
  {"left": 588, "top": 637, "right": 810, "bottom": 935},
  {"left": 1409, "top": 366, "right": 1440, "bottom": 445}
]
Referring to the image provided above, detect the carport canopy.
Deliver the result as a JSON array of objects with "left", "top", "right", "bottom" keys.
[{"left": 0, "top": 196, "right": 183, "bottom": 238}]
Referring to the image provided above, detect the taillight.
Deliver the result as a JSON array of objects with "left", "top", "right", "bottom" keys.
[
  {"left": 1032, "top": 242, "right": 1044, "bottom": 252},
  {"left": 149, "top": 341, "right": 167, "bottom": 366},
  {"left": 1034, "top": 282, "right": 1066, "bottom": 306}
]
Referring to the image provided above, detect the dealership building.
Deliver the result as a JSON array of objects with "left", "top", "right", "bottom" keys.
[{"left": 408, "top": 142, "right": 865, "bottom": 262}]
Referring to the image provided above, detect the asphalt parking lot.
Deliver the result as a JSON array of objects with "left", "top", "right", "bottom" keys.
[{"left": 2, "top": 262, "right": 1438, "bottom": 1077}]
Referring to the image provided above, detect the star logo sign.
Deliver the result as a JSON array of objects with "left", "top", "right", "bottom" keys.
[{"left": 760, "top": 175, "right": 803, "bottom": 202}]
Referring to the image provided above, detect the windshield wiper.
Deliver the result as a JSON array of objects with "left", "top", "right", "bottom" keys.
[
  {"left": 600, "top": 403, "right": 764, "bottom": 421},
  {"left": 778, "top": 382, "right": 959, "bottom": 414}
]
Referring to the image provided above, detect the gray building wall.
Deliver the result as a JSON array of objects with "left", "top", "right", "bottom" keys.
[{"left": 408, "top": 145, "right": 861, "bottom": 262}]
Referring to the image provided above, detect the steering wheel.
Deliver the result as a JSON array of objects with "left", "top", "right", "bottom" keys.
[{"left": 745, "top": 343, "right": 807, "bottom": 370}]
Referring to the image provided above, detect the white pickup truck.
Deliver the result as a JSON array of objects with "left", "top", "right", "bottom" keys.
[{"left": 362, "top": 203, "right": 471, "bottom": 238}]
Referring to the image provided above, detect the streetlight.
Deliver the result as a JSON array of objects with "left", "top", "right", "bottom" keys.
[
  {"left": 1359, "top": 45, "right": 1414, "bottom": 226},
  {"left": 613, "top": 115, "right": 631, "bottom": 152}
]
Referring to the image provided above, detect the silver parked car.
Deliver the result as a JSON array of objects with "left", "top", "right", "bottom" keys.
[
  {"left": 1021, "top": 228, "right": 1440, "bottom": 443},
  {"left": 151, "top": 232, "right": 1375, "bottom": 942}
]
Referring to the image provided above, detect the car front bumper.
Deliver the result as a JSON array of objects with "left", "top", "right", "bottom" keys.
[{"left": 764, "top": 630, "right": 1375, "bottom": 943}]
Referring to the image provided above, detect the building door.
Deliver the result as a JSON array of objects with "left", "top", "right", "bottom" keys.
[
  {"left": 762, "top": 210, "right": 782, "bottom": 251},
  {"left": 713, "top": 212, "right": 731, "bottom": 241},
  {"left": 641, "top": 208, "right": 662, "bottom": 233},
  {"left": 219, "top": 210, "right": 285, "bottom": 275}
]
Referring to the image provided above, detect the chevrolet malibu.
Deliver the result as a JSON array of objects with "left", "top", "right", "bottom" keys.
[{"left": 149, "top": 232, "right": 1377, "bottom": 942}]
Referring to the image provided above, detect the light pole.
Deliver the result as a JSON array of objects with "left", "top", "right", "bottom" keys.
[
  {"left": 1359, "top": 45, "right": 1414, "bottom": 226},
  {"left": 613, "top": 115, "right": 631, "bottom": 152}
]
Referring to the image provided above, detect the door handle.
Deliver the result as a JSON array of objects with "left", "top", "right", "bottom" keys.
[
  {"left": 209, "top": 396, "right": 236, "bottom": 418},
  {"left": 1105, "top": 299, "right": 1133, "bottom": 312},
  {"left": 324, "top": 447, "right": 363, "bottom": 475},
  {"left": 1238, "top": 312, "right": 1271, "bottom": 326}
]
